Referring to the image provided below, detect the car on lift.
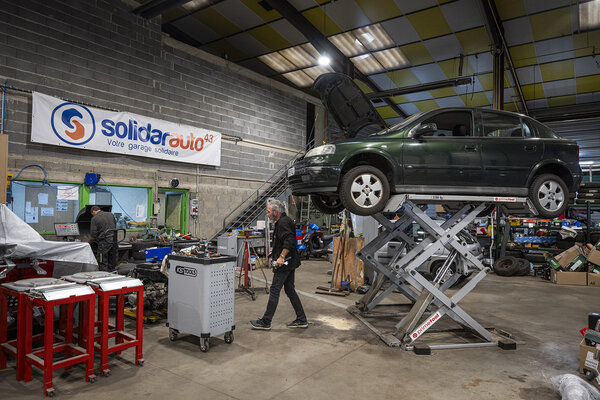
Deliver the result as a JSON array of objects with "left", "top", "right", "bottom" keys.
[{"left": 288, "top": 73, "right": 582, "bottom": 218}]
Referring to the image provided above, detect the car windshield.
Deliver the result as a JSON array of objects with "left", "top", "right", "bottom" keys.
[{"left": 372, "top": 112, "right": 423, "bottom": 136}]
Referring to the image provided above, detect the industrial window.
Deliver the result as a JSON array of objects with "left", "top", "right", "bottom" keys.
[
  {"left": 89, "top": 185, "right": 150, "bottom": 230},
  {"left": 9, "top": 181, "right": 80, "bottom": 234}
]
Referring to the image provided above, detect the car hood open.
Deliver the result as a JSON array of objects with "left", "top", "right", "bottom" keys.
[{"left": 313, "top": 73, "right": 387, "bottom": 139}]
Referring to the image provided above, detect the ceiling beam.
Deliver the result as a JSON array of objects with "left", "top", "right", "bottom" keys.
[
  {"left": 367, "top": 77, "right": 472, "bottom": 99},
  {"left": 479, "top": 0, "right": 528, "bottom": 115},
  {"left": 263, "top": 0, "right": 407, "bottom": 118},
  {"left": 133, "top": 0, "right": 190, "bottom": 19}
]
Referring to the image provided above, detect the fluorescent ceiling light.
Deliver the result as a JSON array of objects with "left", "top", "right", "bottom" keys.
[
  {"left": 280, "top": 46, "right": 317, "bottom": 69},
  {"left": 580, "top": 0, "right": 600, "bottom": 30},
  {"left": 354, "top": 24, "right": 394, "bottom": 51},
  {"left": 373, "top": 47, "right": 410, "bottom": 70},
  {"left": 181, "top": 0, "right": 211, "bottom": 12},
  {"left": 303, "top": 65, "right": 334, "bottom": 80},
  {"left": 258, "top": 52, "right": 296, "bottom": 73},
  {"left": 282, "top": 70, "right": 314, "bottom": 87},
  {"left": 350, "top": 53, "right": 385, "bottom": 74},
  {"left": 329, "top": 32, "right": 367, "bottom": 57}
]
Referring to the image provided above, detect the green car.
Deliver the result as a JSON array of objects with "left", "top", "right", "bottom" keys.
[{"left": 288, "top": 73, "right": 582, "bottom": 218}]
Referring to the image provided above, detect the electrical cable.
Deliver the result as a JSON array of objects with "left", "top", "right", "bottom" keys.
[{"left": 7, "top": 164, "right": 50, "bottom": 209}]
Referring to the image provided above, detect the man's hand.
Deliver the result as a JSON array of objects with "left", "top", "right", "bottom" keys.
[{"left": 276, "top": 255, "right": 285, "bottom": 267}]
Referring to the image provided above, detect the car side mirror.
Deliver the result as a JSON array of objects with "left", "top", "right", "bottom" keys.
[{"left": 413, "top": 123, "right": 437, "bottom": 138}]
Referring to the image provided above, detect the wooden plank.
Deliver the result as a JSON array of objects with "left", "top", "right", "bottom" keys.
[
  {"left": 315, "top": 290, "right": 348, "bottom": 297},
  {"left": 332, "top": 237, "right": 364, "bottom": 290}
]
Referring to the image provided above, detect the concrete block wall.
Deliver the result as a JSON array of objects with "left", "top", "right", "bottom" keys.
[{"left": 0, "top": 0, "right": 319, "bottom": 238}]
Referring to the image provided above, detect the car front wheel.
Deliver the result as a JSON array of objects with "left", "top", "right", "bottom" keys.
[
  {"left": 529, "top": 174, "right": 568, "bottom": 218},
  {"left": 311, "top": 195, "right": 345, "bottom": 214},
  {"left": 340, "top": 165, "right": 390, "bottom": 216}
]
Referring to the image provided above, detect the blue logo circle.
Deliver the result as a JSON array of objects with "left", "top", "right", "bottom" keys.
[{"left": 50, "top": 102, "right": 96, "bottom": 146}]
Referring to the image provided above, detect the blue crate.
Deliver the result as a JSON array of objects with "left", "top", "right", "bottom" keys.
[{"left": 144, "top": 247, "right": 171, "bottom": 262}]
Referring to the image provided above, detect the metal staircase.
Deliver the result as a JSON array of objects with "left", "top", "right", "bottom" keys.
[{"left": 211, "top": 171, "right": 289, "bottom": 241}]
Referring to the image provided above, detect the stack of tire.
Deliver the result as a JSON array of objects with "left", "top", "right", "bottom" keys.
[
  {"left": 576, "top": 182, "right": 600, "bottom": 205},
  {"left": 493, "top": 256, "right": 531, "bottom": 276}
]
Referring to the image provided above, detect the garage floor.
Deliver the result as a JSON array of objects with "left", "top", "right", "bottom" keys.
[{"left": 0, "top": 259, "right": 593, "bottom": 399}]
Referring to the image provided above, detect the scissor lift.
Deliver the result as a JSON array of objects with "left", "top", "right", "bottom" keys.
[{"left": 348, "top": 194, "right": 529, "bottom": 353}]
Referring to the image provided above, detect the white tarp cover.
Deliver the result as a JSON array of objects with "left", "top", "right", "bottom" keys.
[{"left": 0, "top": 204, "right": 98, "bottom": 267}]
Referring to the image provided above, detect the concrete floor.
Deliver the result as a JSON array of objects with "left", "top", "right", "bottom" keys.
[{"left": 0, "top": 259, "right": 595, "bottom": 399}]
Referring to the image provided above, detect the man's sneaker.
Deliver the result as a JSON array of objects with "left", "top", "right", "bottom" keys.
[
  {"left": 250, "top": 319, "right": 271, "bottom": 330},
  {"left": 286, "top": 319, "right": 308, "bottom": 328}
]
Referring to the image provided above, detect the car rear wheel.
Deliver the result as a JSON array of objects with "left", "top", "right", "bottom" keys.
[
  {"left": 340, "top": 166, "right": 390, "bottom": 216},
  {"left": 311, "top": 195, "right": 345, "bottom": 214},
  {"left": 529, "top": 174, "right": 569, "bottom": 218}
]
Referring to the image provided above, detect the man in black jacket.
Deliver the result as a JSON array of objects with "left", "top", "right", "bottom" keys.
[
  {"left": 89, "top": 205, "right": 117, "bottom": 272},
  {"left": 250, "top": 199, "right": 307, "bottom": 330}
]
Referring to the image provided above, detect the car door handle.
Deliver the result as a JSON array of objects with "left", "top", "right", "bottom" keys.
[
  {"left": 464, "top": 145, "right": 477, "bottom": 152},
  {"left": 525, "top": 145, "right": 536, "bottom": 152}
]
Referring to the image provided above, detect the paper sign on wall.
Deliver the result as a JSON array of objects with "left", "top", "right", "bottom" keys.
[
  {"left": 38, "top": 193, "right": 48, "bottom": 205},
  {"left": 56, "top": 199, "right": 68, "bottom": 211},
  {"left": 25, "top": 207, "right": 39, "bottom": 223},
  {"left": 41, "top": 207, "right": 54, "bottom": 217},
  {"left": 57, "top": 186, "right": 78, "bottom": 201}
]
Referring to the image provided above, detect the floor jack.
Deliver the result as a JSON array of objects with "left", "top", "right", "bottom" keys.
[{"left": 348, "top": 194, "right": 528, "bottom": 353}]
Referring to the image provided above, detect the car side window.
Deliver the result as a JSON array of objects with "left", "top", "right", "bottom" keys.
[
  {"left": 482, "top": 111, "right": 522, "bottom": 138},
  {"left": 531, "top": 119, "right": 561, "bottom": 138},
  {"left": 420, "top": 111, "right": 472, "bottom": 137},
  {"left": 523, "top": 120, "right": 536, "bottom": 138}
]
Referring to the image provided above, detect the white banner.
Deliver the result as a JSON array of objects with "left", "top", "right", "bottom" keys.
[{"left": 31, "top": 92, "right": 221, "bottom": 166}]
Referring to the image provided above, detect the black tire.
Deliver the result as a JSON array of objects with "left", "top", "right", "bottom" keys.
[
  {"left": 224, "top": 331, "right": 234, "bottom": 344},
  {"left": 576, "top": 192, "right": 600, "bottom": 199},
  {"left": 576, "top": 199, "right": 600, "bottom": 204},
  {"left": 340, "top": 165, "right": 390, "bottom": 216},
  {"left": 515, "top": 258, "right": 530, "bottom": 276},
  {"left": 580, "top": 182, "right": 600, "bottom": 188},
  {"left": 311, "top": 195, "right": 345, "bottom": 214},
  {"left": 529, "top": 174, "right": 569, "bottom": 218},
  {"left": 494, "top": 256, "right": 519, "bottom": 276},
  {"left": 523, "top": 253, "right": 546, "bottom": 263}
]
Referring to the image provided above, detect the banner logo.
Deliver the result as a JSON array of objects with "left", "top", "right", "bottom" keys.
[{"left": 51, "top": 103, "right": 96, "bottom": 145}]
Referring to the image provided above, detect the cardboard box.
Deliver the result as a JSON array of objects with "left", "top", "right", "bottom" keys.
[
  {"left": 551, "top": 269, "right": 588, "bottom": 286},
  {"left": 554, "top": 244, "right": 586, "bottom": 268},
  {"left": 588, "top": 249, "right": 600, "bottom": 267},
  {"left": 588, "top": 273, "right": 600, "bottom": 287},
  {"left": 580, "top": 338, "right": 599, "bottom": 374}
]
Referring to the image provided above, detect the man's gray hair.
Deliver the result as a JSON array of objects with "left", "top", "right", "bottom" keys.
[{"left": 268, "top": 198, "right": 286, "bottom": 214}]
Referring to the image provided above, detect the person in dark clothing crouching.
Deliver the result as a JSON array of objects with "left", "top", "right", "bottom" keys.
[
  {"left": 250, "top": 199, "right": 308, "bottom": 330},
  {"left": 89, "top": 205, "right": 117, "bottom": 272}
]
